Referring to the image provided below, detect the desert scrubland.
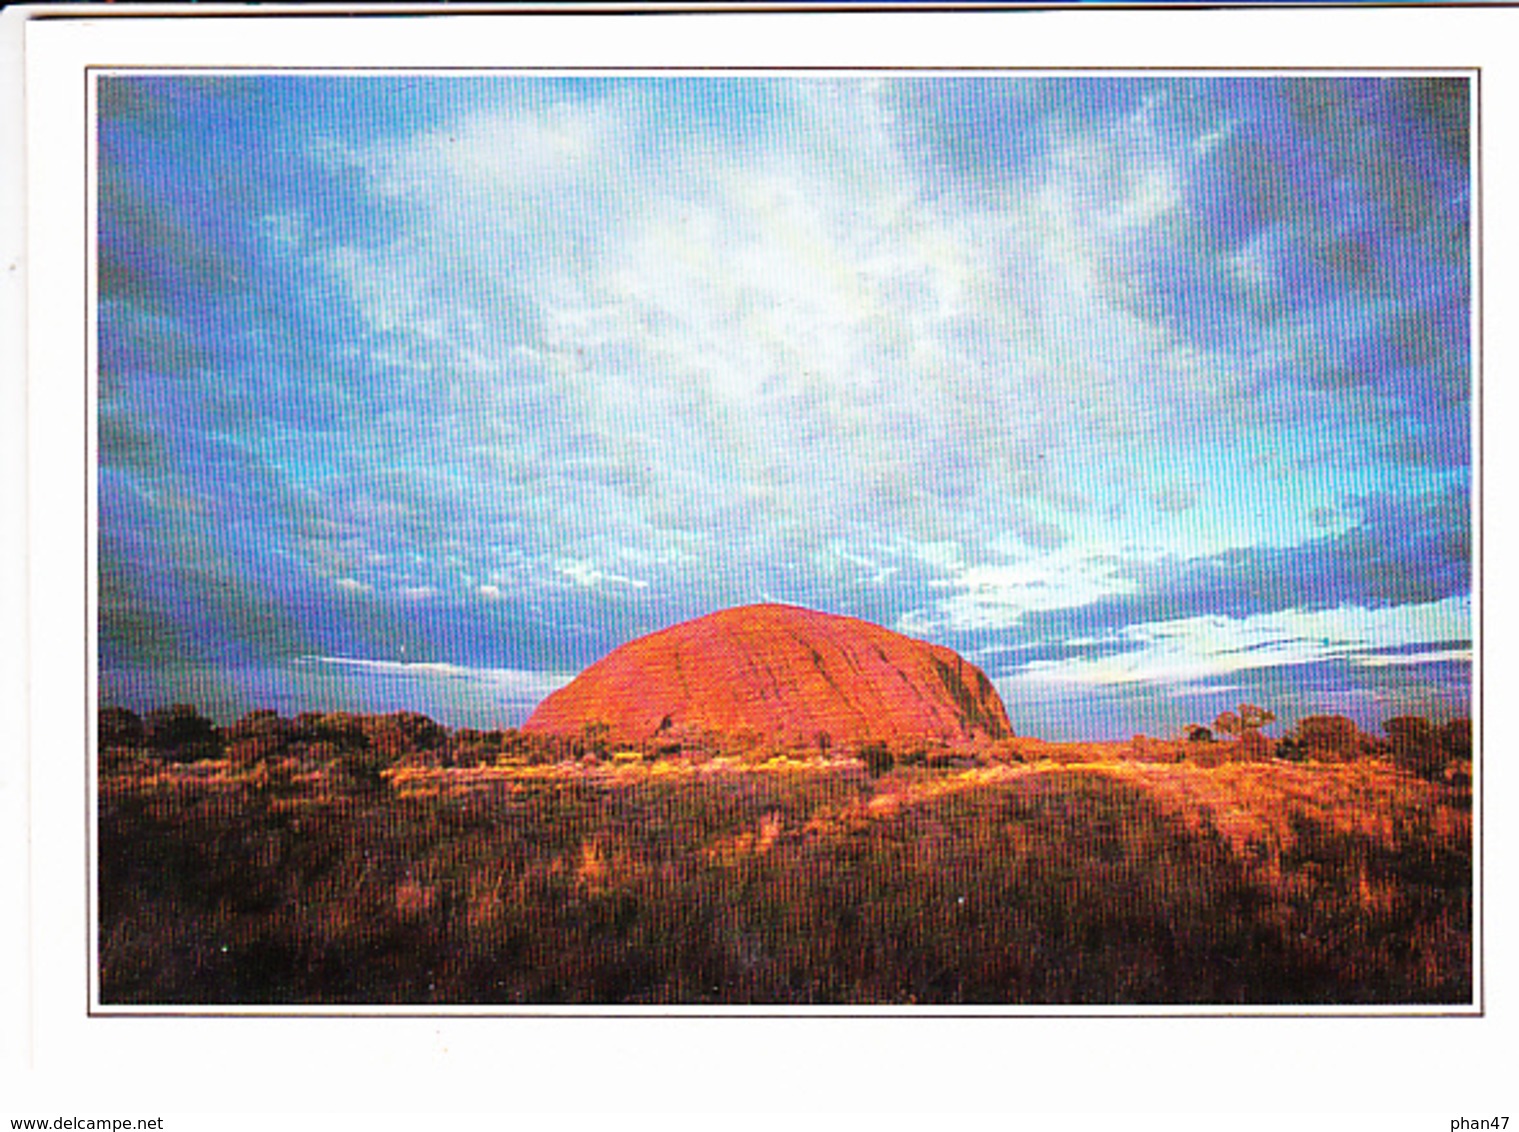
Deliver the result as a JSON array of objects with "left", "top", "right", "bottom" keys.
[{"left": 97, "top": 706, "right": 1471, "bottom": 1007}]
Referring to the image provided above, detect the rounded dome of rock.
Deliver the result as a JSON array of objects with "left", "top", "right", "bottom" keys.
[{"left": 522, "top": 603, "right": 1013, "bottom": 745}]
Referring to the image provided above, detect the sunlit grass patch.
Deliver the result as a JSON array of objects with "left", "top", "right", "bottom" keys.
[{"left": 98, "top": 749, "right": 1471, "bottom": 1006}]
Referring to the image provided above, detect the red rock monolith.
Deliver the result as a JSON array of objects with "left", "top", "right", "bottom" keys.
[{"left": 522, "top": 603, "right": 1012, "bottom": 746}]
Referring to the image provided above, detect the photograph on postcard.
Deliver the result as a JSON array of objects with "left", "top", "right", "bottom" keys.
[{"left": 91, "top": 71, "right": 1474, "bottom": 1009}]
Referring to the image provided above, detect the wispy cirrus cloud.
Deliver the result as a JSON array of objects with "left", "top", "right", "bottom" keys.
[
  {"left": 1011, "top": 595, "right": 1470, "bottom": 688},
  {"left": 295, "top": 655, "right": 574, "bottom": 704}
]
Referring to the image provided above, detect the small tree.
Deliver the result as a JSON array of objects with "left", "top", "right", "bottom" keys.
[
  {"left": 582, "top": 720, "right": 612, "bottom": 759},
  {"left": 859, "top": 740, "right": 894, "bottom": 777},
  {"left": 1275, "top": 734, "right": 1305, "bottom": 761},
  {"left": 1295, "top": 715, "right": 1364, "bottom": 761},
  {"left": 1214, "top": 703, "right": 1275, "bottom": 737},
  {"left": 1385, "top": 716, "right": 1471, "bottom": 779},
  {"left": 222, "top": 709, "right": 293, "bottom": 768},
  {"left": 1237, "top": 729, "right": 1270, "bottom": 761},
  {"left": 313, "top": 712, "right": 368, "bottom": 752},
  {"left": 144, "top": 703, "right": 222, "bottom": 762},
  {"left": 361, "top": 711, "right": 445, "bottom": 762},
  {"left": 1213, "top": 703, "right": 1275, "bottom": 760},
  {"left": 98, "top": 706, "right": 144, "bottom": 750},
  {"left": 1441, "top": 718, "right": 1472, "bottom": 762},
  {"left": 1384, "top": 716, "right": 1437, "bottom": 774}
]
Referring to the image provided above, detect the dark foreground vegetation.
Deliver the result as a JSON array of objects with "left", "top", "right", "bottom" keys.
[{"left": 98, "top": 705, "right": 1472, "bottom": 1006}]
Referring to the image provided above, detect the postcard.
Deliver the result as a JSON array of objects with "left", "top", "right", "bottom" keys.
[{"left": 10, "top": 3, "right": 1515, "bottom": 1122}]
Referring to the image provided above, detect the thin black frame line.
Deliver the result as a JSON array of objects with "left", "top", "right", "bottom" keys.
[
  {"left": 86, "top": 1009, "right": 1482, "bottom": 1020},
  {"left": 30, "top": 2, "right": 1519, "bottom": 18},
  {"left": 1472, "top": 63, "right": 1485, "bottom": 1018},
  {"left": 85, "top": 62, "right": 97, "bottom": 1027},
  {"left": 83, "top": 63, "right": 1485, "bottom": 1021}
]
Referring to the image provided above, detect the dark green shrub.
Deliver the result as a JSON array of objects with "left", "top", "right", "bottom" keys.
[
  {"left": 897, "top": 746, "right": 928, "bottom": 768},
  {"left": 98, "top": 705, "right": 144, "bottom": 750},
  {"left": 336, "top": 747, "right": 391, "bottom": 792},
  {"left": 1384, "top": 716, "right": 1438, "bottom": 776},
  {"left": 1384, "top": 716, "right": 1472, "bottom": 780},
  {"left": 1275, "top": 736, "right": 1305, "bottom": 761},
  {"left": 1440, "top": 718, "right": 1472, "bottom": 762},
  {"left": 1237, "top": 730, "right": 1270, "bottom": 761},
  {"left": 311, "top": 712, "right": 369, "bottom": 752},
  {"left": 363, "top": 711, "right": 446, "bottom": 760},
  {"left": 582, "top": 720, "right": 612, "bottom": 759},
  {"left": 221, "top": 710, "right": 294, "bottom": 768},
  {"left": 144, "top": 704, "right": 223, "bottom": 762},
  {"left": 1294, "top": 715, "right": 1366, "bottom": 761},
  {"left": 859, "top": 741, "right": 894, "bottom": 777}
]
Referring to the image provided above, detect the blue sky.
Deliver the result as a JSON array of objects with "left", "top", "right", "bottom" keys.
[{"left": 96, "top": 74, "right": 1472, "bottom": 738}]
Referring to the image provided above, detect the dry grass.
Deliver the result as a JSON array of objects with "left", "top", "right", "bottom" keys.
[{"left": 98, "top": 749, "right": 1471, "bottom": 1006}]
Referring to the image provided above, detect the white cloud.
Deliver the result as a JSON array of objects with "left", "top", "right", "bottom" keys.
[
  {"left": 297, "top": 655, "right": 573, "bottom": 702},
  {"left": 1107, "top": 164, "right": 1182, "bottom": 231},
  {"left": 555, "top": 559, "right": 648, "bottom": 590},
  {"left": 1167, "top": 683, "right": 1243, "bottom": 698},
  {"left": 902, "top": 544, "right": 1138, "bottom": 632},
  {"left": 1354, "top": 648, "right": 1472, "bottom": 668},
  {"left": 1192, "top": 120, "right": 1236, "bottom": 158},
  {"left": 1014, "top": 596, "right": 1471, "bottom": 687}
]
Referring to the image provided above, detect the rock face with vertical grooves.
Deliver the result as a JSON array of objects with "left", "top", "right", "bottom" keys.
[{"left": 522, "top": 603, "right": 1013, "bottom": 746}]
